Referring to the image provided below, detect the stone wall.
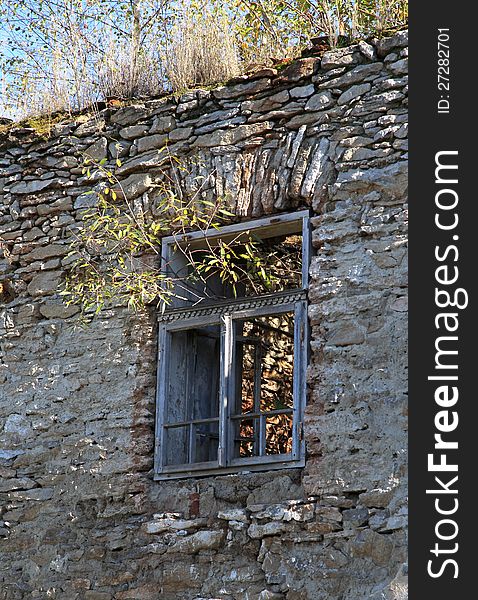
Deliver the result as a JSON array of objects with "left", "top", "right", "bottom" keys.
[{"left": 0, "top": 30, "right": 408, "bottom": 600}]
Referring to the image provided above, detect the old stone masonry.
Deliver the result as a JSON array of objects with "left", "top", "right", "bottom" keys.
[{"left": 0, "top": 31, "right": 408, "bottom": 600}]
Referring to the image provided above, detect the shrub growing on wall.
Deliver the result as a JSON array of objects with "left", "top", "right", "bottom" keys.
[{"left": 61, "top": 153, "right": 280, "bottom": 320}]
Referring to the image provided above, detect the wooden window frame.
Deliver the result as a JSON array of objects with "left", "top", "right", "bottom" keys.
[{"left": 154, "top": 210, "right": 310, "bottom": 480}]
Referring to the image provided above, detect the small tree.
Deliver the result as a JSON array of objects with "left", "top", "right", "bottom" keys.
[{"left": 0, "top": 0, "right": 173, "bottom": 116}]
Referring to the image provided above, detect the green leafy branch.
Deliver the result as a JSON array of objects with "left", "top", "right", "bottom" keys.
[{"left": 61, "top": 147, "right": 280, "bottom": 321}]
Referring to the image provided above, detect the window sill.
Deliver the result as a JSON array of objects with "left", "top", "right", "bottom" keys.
[{"left": 153, "top": 456, "right": 305, "bottom": 481}]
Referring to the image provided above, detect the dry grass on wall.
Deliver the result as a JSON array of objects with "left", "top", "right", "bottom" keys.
[{"left": 165, "top": 8, "right": 241, "bottom": 94}]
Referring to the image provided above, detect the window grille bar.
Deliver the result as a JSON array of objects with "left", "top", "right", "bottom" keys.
[
  {"left": 253, "top": 342, "right": 262, "bottom": 451},
  {"left": 164, "top": 417, "right": 220, "bottom": 428},
  {"left": 188, "top": 422, "right": 195, "bottom": 464},
  {"left": 258, "top": 414, "right": 266, "bottom": 456},
  {"left": 230, "top": 409, "right": 293, "bottom": 420}
]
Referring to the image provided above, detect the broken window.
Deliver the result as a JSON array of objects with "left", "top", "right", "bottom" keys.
[{"left": 155, "top": 211, "right": 310, "bottom": 479}]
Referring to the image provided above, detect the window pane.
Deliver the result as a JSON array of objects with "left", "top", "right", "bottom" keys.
[
  {"left": 166, "top": 325, "right": 221, "bottom": 424},
  {"left": 233, "top": 416, "right": 258, "bottom": 458},
  {"left": 232, "top": 312, "right": 294, "bottom": 458},
  {"left": 163, "top": 324, "right": 221, "bottom": 467},
  {"left": 193, "top": 421, "right": 219, "bottom": 463},
  {"left": 170, "top": 230, "right": 303, "bottom": 306},
  {"left": 266, "top": 414, "right": 293, "bottom": 455},
  {"left": 164, "top": 425, "right": 189, "bottom": 466},
  {"left": 164, "top": 420, "right": 219, "bottom": 466},
  {"left": 236, "top": 313, "right": 294, "bottom": 414},
  {"left": 241, "top": 233, "right": 302, "bottom": 296}
]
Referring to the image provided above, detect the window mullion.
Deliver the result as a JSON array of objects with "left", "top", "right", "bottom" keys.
[
  {"left": 292, "top": 301, "right": 306, "bottom": 460},
  {"left": 219, "top": 314, "right": 233, "bottom": 467},
  {"left": 253, "top": 342, "right": 262, "bottom": 453},
  {"left": 185, "top": 331, "right": 193, "bottom": 423}
]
